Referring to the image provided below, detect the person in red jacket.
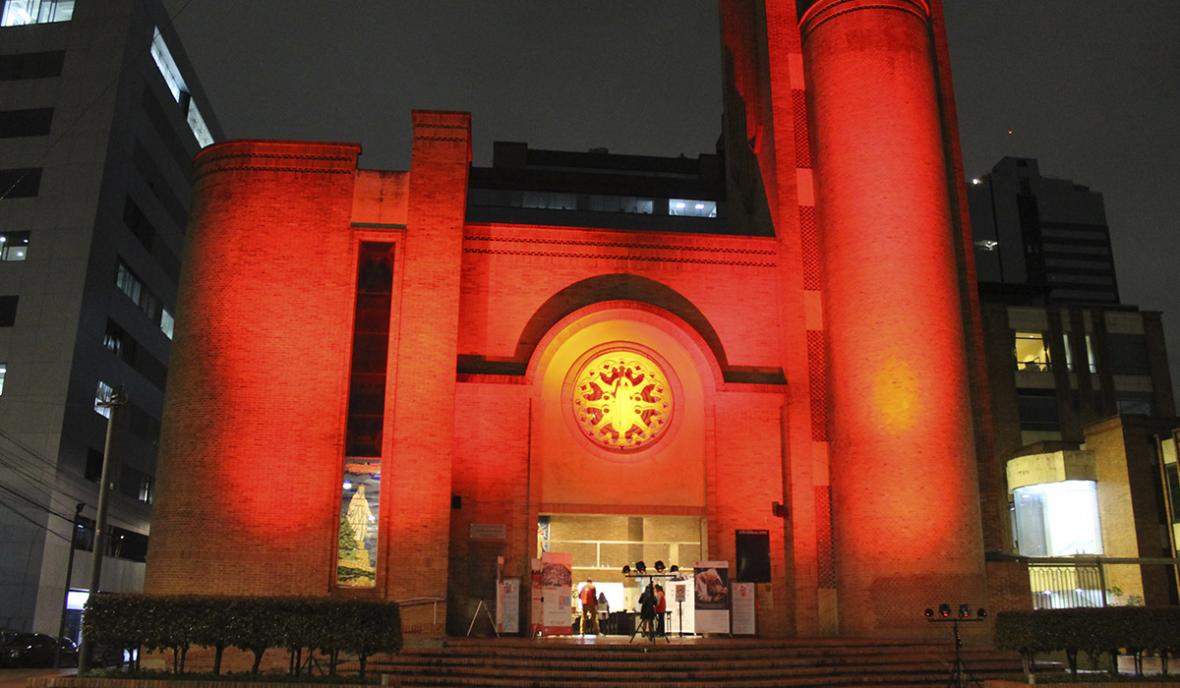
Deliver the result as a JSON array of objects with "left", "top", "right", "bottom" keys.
[
  {"left": 654, "top": 584, "right": 667, "bottom": 636},
  {"left": 578, "top": 579, "right": 599, "bottom": 635}
]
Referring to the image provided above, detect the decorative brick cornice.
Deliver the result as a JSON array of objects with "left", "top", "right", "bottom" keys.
[{"left": 799, "top": 0, "right": 929, "bottom": 36}]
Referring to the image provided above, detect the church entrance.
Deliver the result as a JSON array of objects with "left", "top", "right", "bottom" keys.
[{"left": 538, "top": 513, "right": 706, "bottom": 634}]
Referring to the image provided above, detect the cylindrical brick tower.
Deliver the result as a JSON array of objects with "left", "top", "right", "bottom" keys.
[
  {"left": 799, "top": 0, "right": 988, "bottom": 635},
  {"left": 144, "top": 141, "right": 362, "bottom": 596}
]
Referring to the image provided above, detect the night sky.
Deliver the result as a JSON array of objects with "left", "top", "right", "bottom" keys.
[{"left": 167, "top": 2, "right": 1180, "bottom": 392}]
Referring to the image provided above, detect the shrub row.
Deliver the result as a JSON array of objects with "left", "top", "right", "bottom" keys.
[
  {"left": 83, "top": 594, "right": 402, "bottom": 678},
  {"left": 994, "top": 607, "right": 1180, "bottom": 676}
]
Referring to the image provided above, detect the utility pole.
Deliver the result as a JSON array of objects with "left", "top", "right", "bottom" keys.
[
  {"left": 54, "top": 502, "right": 86, "bottom": 669},
  {"left": 77, "top": 392, "right": 124, "bottom": 673}
]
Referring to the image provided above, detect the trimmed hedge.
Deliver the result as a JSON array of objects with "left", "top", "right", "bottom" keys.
[
  {"left": 83, "top": 594, "right": 401, "bottom": 678},
  {"left": 995, "top": 607, "right": 1180, "bottom": 677}
]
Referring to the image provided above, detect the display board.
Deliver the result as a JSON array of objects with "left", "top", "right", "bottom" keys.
[
  {"left": 731, "top": 582, "right": 756, "bottom": 635},
  {"left": 693, "top": 560, "right": 731, "bottom": 634},
  {"left": 497, "top": 578, "right": 520, "bottom": 634},
  {"left": 540, "top": 552, "right": 573, "bottom": 635}
]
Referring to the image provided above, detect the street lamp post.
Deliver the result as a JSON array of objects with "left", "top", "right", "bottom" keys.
[
  {"left": 54, "top": 502, "right": 85, "bottom": 669},
  {"left": 77, "top": 392, "right": 124, "bottom": 673}
]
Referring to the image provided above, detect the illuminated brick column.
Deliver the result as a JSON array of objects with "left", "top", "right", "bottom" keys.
[
  {"left": 799, "top": 0, "right": 987, "bottom": 635},
  {"left": 382, "top": 112, "right": 470, "bottom": 630}
]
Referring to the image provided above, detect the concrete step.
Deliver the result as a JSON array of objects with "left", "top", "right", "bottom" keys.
[{"left": 362, "top": 638, "right": 1037, "bottom": 688}]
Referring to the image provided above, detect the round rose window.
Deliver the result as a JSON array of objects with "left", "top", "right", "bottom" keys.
[{"left": 572, "top": 351, "right": 674, "bottom": 452}]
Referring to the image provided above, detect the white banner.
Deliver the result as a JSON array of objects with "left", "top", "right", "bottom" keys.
[
  {"left": 498, "top": 578, "right": 520, "bottom": 634},
  {"left": 731, "top": 582, "right": 755, "bottom": 635}
]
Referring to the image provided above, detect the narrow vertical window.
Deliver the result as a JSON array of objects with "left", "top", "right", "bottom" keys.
[
  {"left": 0, "top": 363, "right": 7, "bottom": 395},
  {"left": 336, "top": 243, "right": 394, "bottom": 589}
]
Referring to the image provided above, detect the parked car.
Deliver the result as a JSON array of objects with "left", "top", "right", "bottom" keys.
[{"left": 0, "top": 633, "right": 78, "bottom": 667}]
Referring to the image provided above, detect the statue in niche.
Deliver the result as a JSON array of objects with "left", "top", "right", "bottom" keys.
[{"left": 347, "top": 484, "right": 373, "bottom": 549}]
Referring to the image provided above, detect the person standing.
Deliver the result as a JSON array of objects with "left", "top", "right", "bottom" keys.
[
  {"left": 654, "top": 584, "right": 667, "bottom": 636},
  {"left": 578, "top": 579, "right": 599, "bottom": 635}
]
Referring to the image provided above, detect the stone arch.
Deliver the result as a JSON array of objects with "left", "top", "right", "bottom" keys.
[{"left": 513, "top": 273, "right": 731, "bottom": 373}]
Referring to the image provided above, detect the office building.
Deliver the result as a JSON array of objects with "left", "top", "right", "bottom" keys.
[{"left": 0, "top": 0, "right": 219, "bottom": 636}]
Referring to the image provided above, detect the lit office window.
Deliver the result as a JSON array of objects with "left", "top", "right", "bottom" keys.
[
  {"left": 149, "top": 28, "right": 185, "bottom": 102},
  {"left": 94, "top": 381, "right": 114, "bottom": 418},
  {"left": 160, "top": 308, "right": 174, "bottom": 339},
  {"left": 1, "top": 0, "right": 74, "bottom": 26},
  {"left": 1013, "top": 480, "right": 1103, "bottom": 557},
  {"left": 1084, "top": 335, "right": 1097, "bottom": 373},
  {"left": 0, "top": 231, "right": 28, "bottom": 261},
  {"left": 0, "top": 363, "right": 6, "bottom": 396},
  {"left": 185, "top": 101, "right": 213, "bottom": 148},
  {"left": 669, "top": 199, "right": 718, "bottom": 218},
  {"left": 150, "top": 27, "right": 214, "bottom": 148},
  {"left": 1014, "top": 331, "right": 1051, "bottom": 372}
]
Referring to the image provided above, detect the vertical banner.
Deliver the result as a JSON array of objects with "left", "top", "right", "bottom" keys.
[
  {"left": 731, "top": 582, "right": 756, "bottom": 635},
  {"left": 498, "top": 578, "right": 520, "bottom": 634},
  {"left": 693, "top": 560, "right": 731, "bottom": 634},
  {"left": 540, "top": 552, "right": 572, "bottom": 635}
]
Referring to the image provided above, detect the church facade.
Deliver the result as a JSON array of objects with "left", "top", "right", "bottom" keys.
[{"left": 144, "top": 0, "right": 1002, "bottom": 638}]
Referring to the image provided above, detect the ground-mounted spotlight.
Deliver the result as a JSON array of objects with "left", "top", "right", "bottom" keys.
[
  {"left": 669, "top": 565, "right": 679, "bottom": 573},
  {"left": 622, "top": 565, "right": 630, "bottom": 575},
  {"left": 924, "top": 608, "right": 934, "bottom": 618},
  {"left": 958, "top": 603, "right": 971, "bottom": 618},
  {"left": 938, "top": 603, "right": 952, "bottom": 618},
  {"left": 977, "top": 608, "right": 988, "bottom": 619},
  {"left": 654, "top": 560, "right": 666, "bottom": 573},
  {"left": 635, "top": 560, "right": 647, "bottom": 574}
]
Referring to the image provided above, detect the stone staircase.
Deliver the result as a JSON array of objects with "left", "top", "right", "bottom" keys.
[{"left": 367, "top": 637, "right": 1037, "bottom": 687}]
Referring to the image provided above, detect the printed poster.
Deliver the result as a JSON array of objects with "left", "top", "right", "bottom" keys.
[
  {"left": 497, "top": 578, "right": 520, "bottom": 634},
  {"left": 731, "top": 582, "right": 756, "bottom": 635},
  {"left": 540, "top": 551, "right": 573, "bottom": 635},
  {"left": 693, "top": 560, "right": 731, "bottom": 634}
]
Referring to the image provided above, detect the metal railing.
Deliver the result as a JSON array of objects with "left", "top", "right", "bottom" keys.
[{"left": 395, "top": 596, "right": 446, "bottom": 626}]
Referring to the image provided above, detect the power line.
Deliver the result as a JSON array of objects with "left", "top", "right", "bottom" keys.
[
  {"left": 0, "top": 497, "right": 71, "bottom": 543},
  {"left": 0, "top": 482, "right": 76, "bottom": 524}
]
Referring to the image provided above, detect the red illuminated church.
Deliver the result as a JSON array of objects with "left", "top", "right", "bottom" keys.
[{"left": 145, "top": 0, "right": 1004, "bottom": 638}]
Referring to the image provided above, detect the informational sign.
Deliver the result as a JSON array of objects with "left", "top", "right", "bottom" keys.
[
  {"left": 497, "top": 578, "right": 520, "bottom": 634},
  {"left": 667, "top": 577, "right": 695, "bottom": 635},
  {"left": 469, "top": 523, "right": 507, "bottom": 541},
  {"left": 540, "top": 552, "right": 573, "bottom": 635},
  {"left": 693, "top": 560, "right": 731, "bottom": 634},
  {"left": 731, "top": 582, "right": 756, "bottom": 635}
]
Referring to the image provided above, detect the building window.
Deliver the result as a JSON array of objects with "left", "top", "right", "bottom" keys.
[
  {"left": 1105, "top": 334, "right": 1151, "bottom": 375},
  {"left": 1116, "top": 396, "right": 1154, "bottom": 416},
  {"left": 0, "top": 295, "right": 17, "bottom": 327},
  {"left": 185, "top": 101, "right": 213, "bottom": 148},
  {"left": 0, "top": 362, "right": 6, "bottom": 395},
  {"left": 94, "top": 381, "right": 114, "bottom": 418},
  {"left": 149, "top": 27, "right": 214, "bottom": 148},
  {"left": 669, "top": 198, "right": 718, "bottom": 218},
  {"left": 1014, "top": 331, "right": 1051, "bottom": 371},
  {"left": 1013, "top": 480, "right": 1103, "bottom": 557},
  {"left": 0, "top": 108, "right": 53, "bottom": 137},
  {"left": 0, "top": 0, "right": 74, "bottom": 26},
  {"left": 160, "top": 308, "right": 174, "bottom": 339},
  {"left": 0, "top": 50, "right": 65, "bottom": 80},
  {"left": 0, "top": 168, "right": 41, "bottom": 198},
  {"left": 115, "top": 260, "right": 161, "bottom": 322},
  {"left": 1017, "top": 390, "right": 1059, "bottom": 431},
  {"left": 1166, "top": 463, "right": 1180, "bottom": 525},
  {"left": 0, "top": 231, "right": 29, "bottom": 261}
]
